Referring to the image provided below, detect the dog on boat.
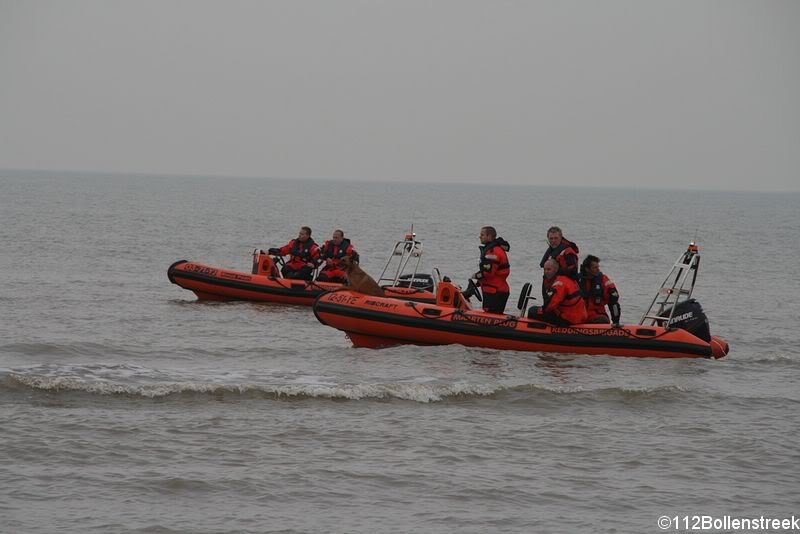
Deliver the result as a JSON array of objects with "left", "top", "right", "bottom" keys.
[{"left": 340, "top": 255, "right": 385, "bottom": 297}]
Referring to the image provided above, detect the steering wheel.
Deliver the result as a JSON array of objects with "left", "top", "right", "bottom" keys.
[{"left": 466, "top": 279, "right": 483, "bottom": 302}]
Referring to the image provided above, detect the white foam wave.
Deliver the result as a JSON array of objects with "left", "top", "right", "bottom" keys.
[
  {"left": 3, "top": 363, "right": 698, "bottom": 402},
  {"left": 747, "top": 353, "right": 800, "bottom": 363},
  {"left": 6, "top": 371, "right": 699, "bottom": 403},
  {"left": 9, "top": 374, "right": 501, "bottom": 402}
]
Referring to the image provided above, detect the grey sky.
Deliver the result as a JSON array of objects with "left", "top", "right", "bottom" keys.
[{"left": 1, "top": 0, "right": 798, "bottom": 191}]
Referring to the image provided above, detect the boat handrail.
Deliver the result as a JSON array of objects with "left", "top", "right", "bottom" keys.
[{"left": 639, "top": 242, "right": 701, "bottom": 326}]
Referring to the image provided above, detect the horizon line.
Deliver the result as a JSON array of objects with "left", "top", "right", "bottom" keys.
[{"left": 1, "top": 167, "right": 796, "bottom": 195}]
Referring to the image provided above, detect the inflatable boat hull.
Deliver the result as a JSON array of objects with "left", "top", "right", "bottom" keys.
[
  {"left": 313, "top": 290, "right": 729, "bottom": 359},
  {"left": 168, "top": 260, "right": 436, "bottom": 305}
]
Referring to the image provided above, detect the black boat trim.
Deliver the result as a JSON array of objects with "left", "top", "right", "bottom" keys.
[
  {"left": 169, "top": 265, "right": 437, "bottom": 303},
  {"left": 169, "top": 267, "right": 322, "bottom": 300},
  {"left": 314, "top": 300, "right": 711, "bottom": 356}
]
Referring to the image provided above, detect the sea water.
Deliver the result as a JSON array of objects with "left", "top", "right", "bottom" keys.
[{"left": 1, "top": 171, "right": 798, "bottom": 533}]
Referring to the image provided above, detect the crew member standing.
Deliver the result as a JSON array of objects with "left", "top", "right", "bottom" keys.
[
  {"left": 578, "top": 255, "right": 621, "bottom": 324},
  {"left": 268, "top": 226, "right": 321, "bottom": 281},
  {"left": 317, "top": 229, "right": 357, "bottom": 283},
  {"left": 539, "top": 226, "right": 579, "bottom": 279},
  {"left": 474, "top": 226, "right": 511, "bottom": 314}
]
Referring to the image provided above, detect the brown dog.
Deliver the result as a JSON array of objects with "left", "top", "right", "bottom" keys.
[{"left": 340, "top": 256, "right": 385, "bottom": 297}]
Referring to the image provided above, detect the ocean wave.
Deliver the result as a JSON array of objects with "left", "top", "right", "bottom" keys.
[
  {"left": 0, "top": 341, "right": 117, "bottom": 358},
  {"left": 744, "top": 352, "right": 800, "bottom": 364},
  {"left": 5, "top": 373, "right": 498, "bottom": 402},
  {"left": 3, "top": 370, "right": 694, "bottom": 403}
]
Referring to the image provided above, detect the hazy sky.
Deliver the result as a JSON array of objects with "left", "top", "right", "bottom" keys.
[{"left": 1, "top": 1, "right": 798, "bottom": 190}]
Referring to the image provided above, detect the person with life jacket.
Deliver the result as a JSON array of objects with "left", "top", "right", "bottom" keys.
[
  {"left": 578, "top": 255, "right": 621, "bottom": 325},
  {"left": 267, "top": 226, "right": 321, "bottom": 281},
  {"left": 473, "top": 226, "right": 511, "bottom": 314},
  {"left": 316, "top": 229, "right": 358, "bottom": 283},
  {"left": 528, "top": 258, "right": 588, "bottom": 325},
  {"left": 539, "top": 226, "right": 579, "bottom": 279}
]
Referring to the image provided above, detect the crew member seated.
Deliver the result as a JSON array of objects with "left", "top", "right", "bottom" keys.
[
  {"left": 267, "top": 226, "right": 321, "bottom": 281},
  {"left": 474, "top": 226, "right": 511, "bottom": 314},
  {"left": 539, "top": 226, "right": 580, "bottom": 279},
  {"left": 578, "top": 255, "right": 621, "bottom": 325},
  {"left": 316, "top": 229, "right": 357, "bottom": 283},
  {"left": 528, "top": 258, "right": 587, "bottom": 325}
]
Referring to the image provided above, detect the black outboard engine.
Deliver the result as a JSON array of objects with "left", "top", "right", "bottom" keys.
[
  {"left": 394, "top": 273, "right": 435, "bottom": 291},
  {"left": 659, "top": 299, "right": 711, "bottom": 342}
]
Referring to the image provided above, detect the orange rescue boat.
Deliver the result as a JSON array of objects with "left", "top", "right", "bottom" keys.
[
  {"left": 313, "top": 243, "right": 729, "bottom": 359},
  {"left": 168, "top": 232, "right": 438, "bottom": 305}
]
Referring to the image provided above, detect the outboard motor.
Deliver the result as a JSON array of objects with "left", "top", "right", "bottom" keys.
[
  {"left": 395, "top": 273, "right": 435, "bottom": 291},
  {"left": 659, "top": 299, "right": 711, "bottom": 342}
]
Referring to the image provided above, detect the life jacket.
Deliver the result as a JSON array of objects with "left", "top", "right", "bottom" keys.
[
  {"left": 539, "top": 238, "right": 579, "bottom": 278},
  {"left": 579, "top": 272, "right": 606, "bottom": 305},
  {"left": 542, "top": 275, "right": 587, "bottom": 324},
  {"left": 321, "top": 238, "right": 352, "bottom": 261},
  {"left": 578, "top": 270, "right": 618, "bottom": 319},
  {"left": 289, "top": 238, "right": 318, "bottom": 264},
  {"left": 478, "top": 238, "right": 510, "bottom": 294}
]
